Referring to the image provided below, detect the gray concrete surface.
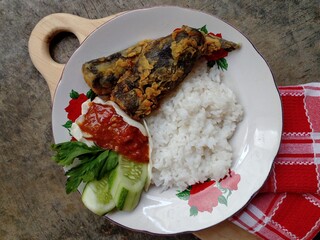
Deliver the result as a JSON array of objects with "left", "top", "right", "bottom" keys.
[{"left": 0, "top": 0, "right": 319, "bottom": 239}]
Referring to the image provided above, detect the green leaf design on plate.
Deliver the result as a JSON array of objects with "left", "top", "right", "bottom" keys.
[
  {"left": 217, "top": 58, "right": 228, "bottom": 71},
  {"left": 62, "top": 120, "right": 73, "bottom": 129},
  {"left": 198, "top": 25, "right": 208, "bottom": 34},
  {"left": 86, "top": 89, "right": 97, "bottom": 101},
  {"left": 176, "top": 188, "right": 190, "bottom": 200},
  {"left": 218, "top": 195, "right": 228, "bottom": 206},
  {"left": 62, "top": 120, "right": 73, "bottom": 135},
  {"left": 70, "top": 89, "right": 80, "bottom": 99},
  {"left": 190, "top": 206, "right": 198, "bottom": 216},
  {"left": 226, "top": 189, "right": 232, "bottom": 199}
]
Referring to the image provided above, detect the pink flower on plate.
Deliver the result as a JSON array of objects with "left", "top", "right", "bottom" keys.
[
  {"left": 176, "top": 170, "right": 241, "bottom": 216},
  {"left": 220, "top": 170, "right": 241, "bottom": 190},
  {"left": 188, "top": 181, "right": 222, "bottom": 214}
]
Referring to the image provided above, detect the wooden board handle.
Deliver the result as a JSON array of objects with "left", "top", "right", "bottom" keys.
[
  {"left": 28, "top": 13, "right": 121, "bottom": 101},
  {"left": 28, "top": 12, "right": 259, "bottom": 240}
]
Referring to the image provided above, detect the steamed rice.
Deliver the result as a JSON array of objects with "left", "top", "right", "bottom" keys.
[{"left": 146, "top": 61, "right": 243, "bottom": 189}]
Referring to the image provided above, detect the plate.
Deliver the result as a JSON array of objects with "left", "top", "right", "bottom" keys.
[{"left": 52, "top": 6, "right": 282, "bottom": 234}]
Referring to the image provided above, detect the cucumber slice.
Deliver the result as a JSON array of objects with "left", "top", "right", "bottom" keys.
[
  {"left": 108, "top": 155, "right": 148, "bottom": 211},
  {"left": 81, "top": 176, "right": 115, "bottom": 215}
]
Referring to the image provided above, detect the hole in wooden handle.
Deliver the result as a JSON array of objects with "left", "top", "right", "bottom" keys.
[
  {"left": 49, "top": 31, "right": 80, "bottom": 64},
  {"left": 28, "top": 13, "right": 122, "bottom": 102},
  {"left": 28, "top": 13, "right": 94, "bottom": 101}
]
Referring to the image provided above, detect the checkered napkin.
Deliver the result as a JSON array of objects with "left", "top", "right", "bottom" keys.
[{"left": 230, "top": 83, "right": 320, "bottom": 240}]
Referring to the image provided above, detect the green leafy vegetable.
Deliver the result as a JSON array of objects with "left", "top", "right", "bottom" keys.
[
  {"left": 97, "top": 151, "right": 118, "bottom": 180},
  {"left": 51, "top": 141, "right": 119, "bottom": 193},
  {"left": 51, "top": 141, "right": 102, "bottom": 166},
  {"left": 65, "top": 150, "right": 111, "bottom": 194}
]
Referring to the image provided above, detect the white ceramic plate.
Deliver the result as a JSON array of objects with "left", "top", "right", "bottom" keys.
[{"left": 52, "top": 6, "right": 282, "bottom": 234}]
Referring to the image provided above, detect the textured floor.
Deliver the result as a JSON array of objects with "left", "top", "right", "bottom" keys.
[{"left": 0, "top": 0, "right": 319, "bottom": 239}]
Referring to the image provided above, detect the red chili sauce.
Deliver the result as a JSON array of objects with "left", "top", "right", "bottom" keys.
[{"left": 78, "top": 102, "right": 149, "bottom": 163}]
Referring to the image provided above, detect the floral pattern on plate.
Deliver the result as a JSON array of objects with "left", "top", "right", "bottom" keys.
[{"left": 176, "top": 170, "right": 241, "bottom": 216}]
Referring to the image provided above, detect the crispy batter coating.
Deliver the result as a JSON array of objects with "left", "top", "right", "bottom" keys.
[{"left": 82, "top": 25, "right": 240, "bottom": 120}]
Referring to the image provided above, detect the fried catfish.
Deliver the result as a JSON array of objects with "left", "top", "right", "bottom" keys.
[{"left": 82, "top": 25, "right": 240, "bottom": 120}]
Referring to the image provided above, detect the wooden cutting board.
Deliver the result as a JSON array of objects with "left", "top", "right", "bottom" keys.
[{"left": 28, "top": 12, "right": 259, "bottom": 240}]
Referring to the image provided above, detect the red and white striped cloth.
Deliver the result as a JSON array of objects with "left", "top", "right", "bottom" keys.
[{"left": 230, "top": 83, "right": 320, "bottom": 240}]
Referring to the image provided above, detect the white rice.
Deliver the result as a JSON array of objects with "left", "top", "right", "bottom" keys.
[{"left": 146, "top": 61, "right": 243, "bottom": 189}]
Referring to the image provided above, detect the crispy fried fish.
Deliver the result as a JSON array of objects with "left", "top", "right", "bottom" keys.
[{"left": 82, "top": 25, "right": 240, "bottom": 120}]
